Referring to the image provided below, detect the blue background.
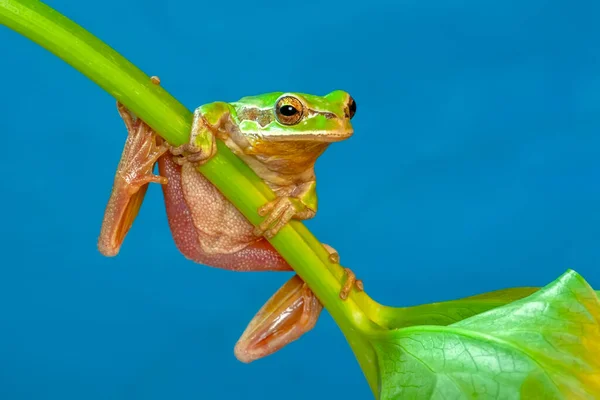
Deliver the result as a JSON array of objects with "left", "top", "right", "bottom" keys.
[{"left": 1, "top": 0, "right": 599, "bottom": 398}]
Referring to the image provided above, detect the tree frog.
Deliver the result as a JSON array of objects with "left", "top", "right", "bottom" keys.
[{"left": 98, "top": 78, "right": 361, "bottom": 362}]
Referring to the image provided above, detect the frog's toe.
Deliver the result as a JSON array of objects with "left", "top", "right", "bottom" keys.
[
  {"left": 339, "top": 267, "right": 364, "bottom": 300},
  {"left": 258, "top": 197, "right": 281, "bottom": 217},
  {"left": 323, "top": 244, "right": 340, "bottom": 264},
  {"left": 255, "top": 197, "right": 294, "bottom": 237},
  {"left": 170, "top": 141, "right": 215, "bottom": 166},
  {"left": 255, "top": 199, "right": 280, "bottom": 232},
  {"left": 187, "top": 149, "right": 213, "bottom": 164},
  {"left": 254, "top": 211, "right": 280, "bottom": 237},
  {"left": 265, "top": 206, "right": 297, "bottom": 238},
  {"left": 116, "top": 102, "right": 136, "bottom": 132},
  {"left": 170, "top": 143, "right": 200, "bottom": 156},
  {"left": 129, "top": 174, "right": 168, "bottom": 188}
]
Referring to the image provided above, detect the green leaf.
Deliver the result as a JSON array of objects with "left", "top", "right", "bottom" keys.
[
  {"left": 378, "top": 287, "right": 540, "bottom": 330},
  {"left": 372, "top": 270, "right": 600, "bottom": 399}
]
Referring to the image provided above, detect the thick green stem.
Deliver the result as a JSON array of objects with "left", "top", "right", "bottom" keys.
[{"left": 0, "top": 0, "right": 382, "bottom": 394}]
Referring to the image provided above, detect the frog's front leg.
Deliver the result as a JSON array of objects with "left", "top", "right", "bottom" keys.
[
  {"left": 254, "top": 180, "right": 318, "bottom": 239},
  {"left": 170, "top": 102, "right": 232, "bottom": 165},
  {"left": 98, "top": 102, "right": 168, "bottom": 256}
]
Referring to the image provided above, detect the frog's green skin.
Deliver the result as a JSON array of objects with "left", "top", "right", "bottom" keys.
[
  {"left": 173, "top": 91, "right": 355, "bottom": 237},
  {"left": 98, "top": 88, "right": 356, "bottom": 363}
]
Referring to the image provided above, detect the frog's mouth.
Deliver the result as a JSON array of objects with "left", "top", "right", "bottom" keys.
[{"left": 262, "top": 129, "right": 354, "bottom": 142}]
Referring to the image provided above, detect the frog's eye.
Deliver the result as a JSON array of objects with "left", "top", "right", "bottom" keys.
[
  {"left": 347, "top": 96, "right": 357, "bottom": 119},
  {"left": 275, "top": 96, "right": 304, "bottom": 125}
]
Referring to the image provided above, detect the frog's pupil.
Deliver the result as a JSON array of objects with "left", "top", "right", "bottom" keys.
[{"left": 280, "top": 105, "right": 298, "bottom": 116}]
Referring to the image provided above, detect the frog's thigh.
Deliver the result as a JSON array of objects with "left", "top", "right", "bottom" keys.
[
  {"left": 224, "top": 239, "right": 293, "bottom": 272},
  {"left": 158, "top": 155, "right": 292, "bottom": 272}
]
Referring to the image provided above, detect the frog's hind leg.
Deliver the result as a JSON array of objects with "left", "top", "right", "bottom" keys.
[
  {"left": 234, "top": 244, "right": 354, "bottom": 362},
  {"left": 98, "top": 102, "right": 168, "bottom": 257},
  {"left": 234, "top": 274, "right": 323, "bottom": 363}
]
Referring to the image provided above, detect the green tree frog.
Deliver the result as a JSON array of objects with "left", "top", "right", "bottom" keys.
[{"left": 97, "top": 78, "right": 360, "bottom": 362}]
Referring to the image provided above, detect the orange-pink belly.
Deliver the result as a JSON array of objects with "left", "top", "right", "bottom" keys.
[{"left": 157, "top": 155, "right": 290, "bottom": 272}]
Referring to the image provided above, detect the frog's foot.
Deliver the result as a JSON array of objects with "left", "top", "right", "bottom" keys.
[
  {"left": 97, "top": 103, "right": 168, "bottom": 257},
  {"left": 115, "top": 102, "right": 169, "bottom": 189},
  {"left": 234, "top": 275, "right": 323, "bottom": 363},
  {"left": 115, "top": 74, "right": 168, "bottom": 188},
  {"left": 170, "top": 109, "right": 217, "bottom": 166},
  {"left": 254, "top": 196, "right": 315, "bottom": 239},
  {"left": 339, "top": 267, "right": 364, "bottom": 300},
  {"left": 323, "top": 243, "right": 340, "bottom": 264}
]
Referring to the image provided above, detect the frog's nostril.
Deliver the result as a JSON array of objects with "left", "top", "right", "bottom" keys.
[{"left": 347, "top": 97, "right": 357, "bottom": 119}]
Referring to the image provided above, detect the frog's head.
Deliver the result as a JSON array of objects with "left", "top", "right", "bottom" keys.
[{"left": 231, "top": 90, "right": 356, "bottom": 143}]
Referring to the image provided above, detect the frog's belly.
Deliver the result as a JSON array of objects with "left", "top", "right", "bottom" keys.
[{"left": 157, "top": 155, "right": 290, "bottom": 271}]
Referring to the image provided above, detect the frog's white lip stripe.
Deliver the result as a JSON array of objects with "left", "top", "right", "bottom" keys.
[{"left": 261, "top": 130, "right": 354, "bottom": 142}]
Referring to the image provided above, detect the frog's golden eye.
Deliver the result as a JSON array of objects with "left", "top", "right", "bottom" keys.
[{"left": 275, "top": 96, "right": 304, "bottom": 125}]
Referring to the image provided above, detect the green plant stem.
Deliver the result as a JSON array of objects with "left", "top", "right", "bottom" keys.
[{"left": 0, "top": 0, "right": 383, "bottom": 394}]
